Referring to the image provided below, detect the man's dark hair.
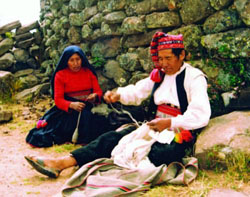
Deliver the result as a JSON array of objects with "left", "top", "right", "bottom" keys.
[{"left": 172, "top": 48, "right": 185, "bottom": 58}]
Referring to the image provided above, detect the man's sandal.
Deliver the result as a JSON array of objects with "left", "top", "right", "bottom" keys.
[{"left": 25, "top": 156, "right": 61, "bottom": 178}]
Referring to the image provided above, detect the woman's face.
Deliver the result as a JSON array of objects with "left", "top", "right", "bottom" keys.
[{"left": 67, "top": 53, "right": 82, "bottom": 72}]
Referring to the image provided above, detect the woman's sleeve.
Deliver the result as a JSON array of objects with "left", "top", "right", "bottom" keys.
[
  {"left": 54, "top": 72, "right": 71, "bottom": 112},
  {"left": 90, "top": 71, "right": 103, "bottom": 102}
]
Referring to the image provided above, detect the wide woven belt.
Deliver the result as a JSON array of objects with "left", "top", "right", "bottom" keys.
[
  {"left": 156, "top": 103, "right": 193, "bottom": 143},
  {"left": 156, "top": 103, "right": 181, "bottom": 118},
  {"left": 66, "top": 89, "right": 92, "bottom": 101}
]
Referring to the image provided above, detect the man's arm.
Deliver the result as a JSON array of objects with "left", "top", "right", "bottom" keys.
[
  {"left": 171, "top": 74, "right": 211, "bottom": 130},
  {"left": 104, "top": 77, "right": 154, "bottom": 106}
]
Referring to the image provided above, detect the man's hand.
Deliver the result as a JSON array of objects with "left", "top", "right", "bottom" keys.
[
  {"left": 147, "top": 118, "right": 171, "bottom": 132},
  {"left": 86, "top": 93, "right": 97, "bottom": 103},
  {"left": 103, "top": 91, "right": 120, "bottom": 103},
  {"left": 69, "top": 102, "right": 86, "bottom": 112}
]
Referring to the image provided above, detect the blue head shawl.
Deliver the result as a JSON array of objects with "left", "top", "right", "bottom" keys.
[{"left": 50, "top": 45, "right": 97, "bottom": 99}]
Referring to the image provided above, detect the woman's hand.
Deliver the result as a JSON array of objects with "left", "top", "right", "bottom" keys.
[
  {"left": 147, "top": 118, "right": 171, "bottom": 132},
  {"left": 86, "top": 93, "right": 97, "bottom": 103},
  {"left": 69, "top": 102, "right": 86, "bottom": 112},
  {"left": 103, "top": 91, "right": 120, "bottom": 103}
]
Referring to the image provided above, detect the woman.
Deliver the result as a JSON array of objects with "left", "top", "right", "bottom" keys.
[{"left": 26, "top": 45, "right": 111, "bottom": 147}]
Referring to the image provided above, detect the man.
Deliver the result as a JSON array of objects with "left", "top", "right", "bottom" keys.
[{"left": 25, "top": 32, "right": 211, "bottom": 178}]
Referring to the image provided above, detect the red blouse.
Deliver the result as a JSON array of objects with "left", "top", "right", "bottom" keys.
[{"left": 54, "top": 67, "right": 103, "bottom": 112}]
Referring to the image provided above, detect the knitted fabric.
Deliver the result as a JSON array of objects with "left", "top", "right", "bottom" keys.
[{"left": 150, "top": 32, "right": 184, "bottom": 82}]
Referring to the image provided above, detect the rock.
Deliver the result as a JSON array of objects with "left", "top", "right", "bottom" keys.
[
  {"left": 67, "top": 26, "right": 81, "bottom": 44},
  {"left": 195, "top": 111, "right": 250, "bottom": 169},
  {"left": 15, "top": 83, "right": 50, "bottom": 101},
  {"left": 180, "top": 0, "right": 215, "bottom": 24},
  {"left": 234, "top": 0, "right": 250, "bottom": 26},
  {"left": 210, "top": 0, "right": 233, "bottom": 10},
  {"left": 103, "top": 60, "right": 130, "bottom": 87},
  {"left": 0, "top": 111, "right": 13, "bottom": 123},
  {"left": 0, "top": 20, "right": 21, "bottom": 35},
  {"left": 0, "top": 53, "right": 15, "bottom": 70},
  {"left": 121, "top": 16, "right": 146, "bottom": 35},
  {"left": 14, "top": 69, "right": 34, "bottom": 78},
  {"left": 146, "top": 11, "right": 181, "bottom": 29},
  {"left": 123, "top": 29, "right": 161, "bottom": 48},
  {"left": 13, "top": 48, "right": 29, "bottom": 63},
  {"left": 96, "top": 70, "right": 116, "bottom": 93},
  {"left": 117, "top": 52, "right": 141, "bottom": 72},
  {"left": 15, "top": 38, "right": 35, "bottom": 49},
  {"left": 137, "top": 47, "right": 154, "bottom": 73},
  {"left": 15, "top": 32, "right": 33, "bottom": 42},
  {"left": 203, "top": 9, "right": 243, "bottom": 34},
  {"left": 104, "top": 11, "right": 126, "bottom": 24},
  {"left": 201, "top": 28, "right": 250, "bottom": 58},
  {"left": 0, "top": 38, "right": 14, "bottom": 56},
  {"left": 228, "top": 87, "right": 250, "bottom": 110},
  {"left": 91, "top": 103, "right": 113, "bottom": 117},
  {"left": 129, "top": 72, "right": 149, "bottom": 84},
  {"left": 15, "top": 21, "right": 40, "bottom": 35},
  {"left": 91, "top": 37, "right": 121, "bottom": 58}
]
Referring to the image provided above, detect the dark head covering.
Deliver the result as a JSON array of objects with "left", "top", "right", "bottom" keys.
[{"left": 51, "top": 45, "right": 97, "bottom": 99}]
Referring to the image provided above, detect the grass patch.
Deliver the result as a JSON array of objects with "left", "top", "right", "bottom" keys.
[
  {"left": 23, "top": 178, "right": 32, "bottom": 186},
  {"left": 26, "top": 191, "right": 40, "bottom": 195},
  {"left": 7, "top": 125, "right": 17, "bottom": 130},
  {"left": 225, "top": 151, "right": 250, "bottom": 182},
  {"left": 49, "top": 143, "right": 82, "bottom": 153},
  {"left": 142, "top": 169, "right": 246, "bottom": 197}
]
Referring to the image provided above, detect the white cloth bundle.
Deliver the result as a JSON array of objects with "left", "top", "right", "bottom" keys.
[{"left": 111, "top": 123, "right": 175, "bottom": 169}]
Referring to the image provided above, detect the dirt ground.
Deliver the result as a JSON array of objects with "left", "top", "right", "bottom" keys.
[
  {"left": 0, "top": 97, "right": 249, "bottom": 197},
  {"left": 0, "top": 98, "right": 78, "bottom": 197}
]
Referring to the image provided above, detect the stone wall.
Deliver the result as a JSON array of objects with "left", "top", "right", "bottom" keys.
[
  {"left": 0, "top": 21, "right": 42, "bottom": 72},
  {"left": 39, "top": 0, "right": 249, "bottom": 116},
  {"left": 0, "top": 21, "right": 46, "bottom": 101},
  {"left": 0, "top": 0, "right": 249, "bottom": 116}
]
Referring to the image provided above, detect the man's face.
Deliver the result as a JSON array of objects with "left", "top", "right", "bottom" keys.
[{"left": 158, "top": 49, "right": 185, "bottom": 75}]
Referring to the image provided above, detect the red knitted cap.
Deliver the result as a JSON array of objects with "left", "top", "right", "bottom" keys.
[{"left": 150, "top": 32, "right": 184, "bottom": 68}]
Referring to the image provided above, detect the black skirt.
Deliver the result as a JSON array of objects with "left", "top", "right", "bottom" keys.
[{"left": 25, "top": 103, "right": 115, "bottom": 148}]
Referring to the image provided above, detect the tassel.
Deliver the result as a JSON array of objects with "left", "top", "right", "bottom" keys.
[
  {"left": 36, "top": 120, "right": 47, "bottom": 129},
  {"left": 174, "top": 129, "right": 193, "bottom": 144},
  {"left": 150, "top": 69, "right": 164, "bottom": 82}
]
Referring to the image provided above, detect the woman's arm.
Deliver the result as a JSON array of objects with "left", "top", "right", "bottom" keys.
[
  {"left": 88, "top": 71, "right": 103, "bottom": 103},
  {"left": 54, "top": 71, "right": 71, "bottom": 112}
]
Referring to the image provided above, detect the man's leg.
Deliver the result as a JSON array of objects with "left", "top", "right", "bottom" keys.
[
  {"left": 25, "top": 126, "right": 135, "bottom": 177},
  {"left": 148, "top": 141, "right": 189, "bottom": 166},
  {"left": 71, "top": 126, "right": 134, "bottom": 167}
]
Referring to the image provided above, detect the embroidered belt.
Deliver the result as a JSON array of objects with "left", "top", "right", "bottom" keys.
[
  {"left": 156, "top": 103, "right": 181, "bottom": 118},
  {"left": 156, "top": 103, "right": 193, "bottom": 143},
  {"left": 66, "top": 89, "right": 92, "bottom": 101}
]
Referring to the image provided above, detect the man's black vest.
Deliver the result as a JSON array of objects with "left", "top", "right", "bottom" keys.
[
  {"left": 147, "top": 68, "right": 188, "bottom": 120},
  {"left": 147, "top": 68, "right": 204, "bottom": 143}
]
